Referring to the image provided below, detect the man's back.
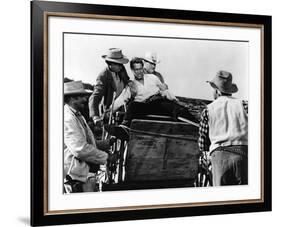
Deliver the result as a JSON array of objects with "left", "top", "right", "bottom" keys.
[{"left": 207, "top": 96, "right": 248, "bottom": 152}]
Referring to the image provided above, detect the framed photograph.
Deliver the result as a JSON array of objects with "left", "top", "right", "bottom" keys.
[{"left": 31, "top": 0, "right": 272, "bottom": 226}]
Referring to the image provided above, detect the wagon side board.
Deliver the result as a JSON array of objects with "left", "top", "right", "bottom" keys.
[{"left": 125, "top": 119, "right": 200, "bottom": 187}]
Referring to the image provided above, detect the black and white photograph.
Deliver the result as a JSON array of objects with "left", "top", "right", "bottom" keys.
[
  {"left": 63, "top": 33, "right": 249, "bottom": 193},
  {"left": 30, "top": 1, "right": 271, "bottom": 226}
]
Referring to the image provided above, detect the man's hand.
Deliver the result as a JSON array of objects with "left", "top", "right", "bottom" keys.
[
  {"left": 92, "top": 116, "right": 103, "bottom": 127},
  {"left": 107, "top": 153, "right": 118, "bottom": 164},
  {"left": 109, "top": 136, "right": 117, "bottom": 146},
  {"left": 160, "top": 89, "right": 178, "bottom": 101},
  {"left": 103, "top": 108, "right": 112, "bottom": 120}
]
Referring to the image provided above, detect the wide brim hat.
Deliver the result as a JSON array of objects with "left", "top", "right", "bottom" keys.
[
  {"left": 143, "top": 52, "right": 160, "bottom": 64},
  {"left": 64, "top": 80, "right": 92, "bottom": 96},
  {"left": 207, "top": 70, "right": 238, "bottom": 94},
  {"left": 102, "top": 48, "right": 129, "bottom": 64}
]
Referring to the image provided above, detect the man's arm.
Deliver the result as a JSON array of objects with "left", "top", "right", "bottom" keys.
[
  {"left": 95, "top": 137, "right": 116, "bottom": 151},
  {"left": 64, "top": 117, "right": 108, "bottom": 165},
  {"left": 112, "top": 85, "right": 132, "bottom": 112},
  {"left": 154, "top": 71, "right": 168, "bottom": 89},
  {"left": 198, "top": 108, "right": 211, "bottom": 154},
  {"left": 88, "top": 72, "right": 106, "bottom": 119}
]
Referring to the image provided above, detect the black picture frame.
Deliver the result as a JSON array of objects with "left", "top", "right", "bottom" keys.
[{"left": 31, "top": 0, "right": 272, "bottom": 226}]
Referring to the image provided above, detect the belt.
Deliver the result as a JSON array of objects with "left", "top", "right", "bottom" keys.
[{"left": 212, "top": 145, "right": 248, "bottom": 156}]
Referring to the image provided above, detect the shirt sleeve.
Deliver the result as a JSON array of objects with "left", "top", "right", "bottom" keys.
[
  {"left": 153, "top": 75, "right": 167, "bottom": 91},
  {"left": 88, "top": 73, "right": 106, "bottom": 118},
  {"left": 112, "top": 85, "right": 132, "bottom": 112},
  {"left": 198, "top": 108, "right": 211, "bottom": 153},
  {"left": 64, "top": 116, "right": 108, "bottom": 165}
]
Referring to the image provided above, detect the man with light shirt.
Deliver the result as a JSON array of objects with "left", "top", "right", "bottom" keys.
[
  {"left": 143, "top": 51, "right": 167, "bottom": 88},
  {"left": 64, "top": 81, "right": 116, "bottom": 193},
  {"left": 198, "top": 71, "right": 248, "bottom": 186},
  {"left": 106, "top": 57, "right": 197, "bottom": 140}
]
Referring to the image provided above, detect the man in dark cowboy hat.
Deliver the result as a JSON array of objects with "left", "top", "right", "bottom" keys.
[
  {"left": 88, "top": 48, "right": 130, "bottom": 126},
  {"left": 198, "top": 70, "right": 248, "bottom": 186},
  {"left": 64, "top": 80, "right": 112, "bottom": 193}
]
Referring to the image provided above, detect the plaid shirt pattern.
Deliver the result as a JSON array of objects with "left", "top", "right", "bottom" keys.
[{"left": 198, "top": 100, "right": 248, "bottom": 153}]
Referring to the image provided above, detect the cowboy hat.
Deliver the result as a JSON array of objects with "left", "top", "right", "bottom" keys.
[
  {"left": 143, "top": 52, "right": 160, "bottom": 64},
  {"left": 102, "top": 48, "right": 129, "bottom": 64},
  {"left": 64, "top": 80, "right": 92, "bottom": 96},
  {"left": 207, "top": 70, "right": 238, "bottom": 94}
]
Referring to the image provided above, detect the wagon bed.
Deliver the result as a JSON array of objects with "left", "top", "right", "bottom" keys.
[{"left": 103, "top": 119, "right": 200, "bottom": 191}]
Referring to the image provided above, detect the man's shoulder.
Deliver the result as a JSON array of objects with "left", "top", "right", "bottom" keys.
[
  {"left": 64, "top": 105, "right": 77, "bottom": 122},
  {"left": 97, "top": 67, "right": 111, "bottom": 79},
  {"left": 207, "top": 96, "right": 242, "bottom": 108}
]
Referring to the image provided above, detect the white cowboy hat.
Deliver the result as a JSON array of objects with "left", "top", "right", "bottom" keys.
[
  {"left": 64, "top": 81, "right": 92, "bottom": 96},
  {"left": 207, "top": 70, "right": 238, "bottom": 94},
  {"left": 102, "top": 48, "right": 129, "bottom": 64},
  {"left": 143, "top": 52, "right": 160, "bottom": 64}
]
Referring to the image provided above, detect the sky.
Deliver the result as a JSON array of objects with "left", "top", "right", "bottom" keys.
[{"left": 64, "top": 33, "right": 248, "bottom": 100}]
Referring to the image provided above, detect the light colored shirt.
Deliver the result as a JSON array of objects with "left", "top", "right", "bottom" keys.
[
  {"left": 198, "top": 96, "right": 248, "bottom": 153},
  {"left": 112, "top": 74, "right": 176, "bottom": 112},
  {"left": 64, "top": 104, "right": 108, "bottom": 182}
]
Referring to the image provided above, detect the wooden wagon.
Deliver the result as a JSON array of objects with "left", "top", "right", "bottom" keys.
[{"left": 103, "top": 118, "right": 201, "bottom": 191}]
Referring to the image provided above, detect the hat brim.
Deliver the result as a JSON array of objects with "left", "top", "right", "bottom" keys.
[
  {"left": 207, "top": 81, "right": 238, "bottom": 94},
  {"left": 102, "top": 55, "right": 129, "bottom": 64},
  {"left": 64, "top": 90, "right": 92, "bottom": 96},
  {"left": 143, "top": 58, "right": 160, "bottom": 64}
]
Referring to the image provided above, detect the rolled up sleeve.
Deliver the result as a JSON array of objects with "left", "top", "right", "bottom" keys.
[
  {"left": 112, "top": 86, "right": 131, "bottom": 112},
  {"left": 89, "top": 74, "right": 106, "bottom": 118}
]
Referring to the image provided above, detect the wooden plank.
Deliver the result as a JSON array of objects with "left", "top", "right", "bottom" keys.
[{"left": 126, "top": 119, "right": 199, "bottom": 183}]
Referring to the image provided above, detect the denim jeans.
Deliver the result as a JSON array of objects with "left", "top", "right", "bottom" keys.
[{"left": 211, "top": 145, "right": 248, "bottom": 186}]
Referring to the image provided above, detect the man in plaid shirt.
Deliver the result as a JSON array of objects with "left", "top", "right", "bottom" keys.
[{"left": 198, "top": 71, "right": 248, "bottom": 186}]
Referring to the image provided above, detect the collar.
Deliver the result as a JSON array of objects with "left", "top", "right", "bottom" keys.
[{"left": 65, "top": 104, "right": 82, "bottom": 116}]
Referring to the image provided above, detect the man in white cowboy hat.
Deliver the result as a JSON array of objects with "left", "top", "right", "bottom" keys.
[
  {"left": 198, "top": 70, "right": 248, "bottom": 186},
  {"left": 88, "top": 48, "right": 130, "bottom": 126},
  {"left": 64, "top": 80, "right": 112, "bottom": 193},
  {"left": 143, "top": 51, "right": 167, "bottom": 88}
]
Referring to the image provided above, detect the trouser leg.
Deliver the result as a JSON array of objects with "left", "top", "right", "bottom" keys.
[
  {"left": 211, "top": 150, "right": 225, "bottom": 186},
  {"left": 211, "top": 146, "right": 248, "bottom": 186},
  {"left": 148, "top": 99, "right": 177, "bottom": 119},
  {"left": 123, "top": 102, "right": 150, "bottom": 126},
  {"left": 174, "top": 103, "right": 198, "bottom": 123},
  {"left": 149, "top": 99, "right": 198, "bottom": 123},
  {"left": 123, "top": 99, "right": 198, "bottom": 125},
  {"left": 233, "top": 148, "right": 248, "bottom": 185}
]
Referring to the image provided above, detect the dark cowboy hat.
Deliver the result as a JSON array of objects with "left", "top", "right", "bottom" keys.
[
  {"left": 102, "top": 48, "right": 129, "bottom": 64},
  {"left": 64, "top": 81, "right": 92, "bottom": 96},
  {"left": 207, "top": 70, "right": 238, "bottom": 94}
]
